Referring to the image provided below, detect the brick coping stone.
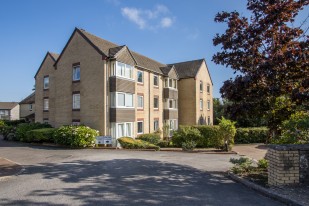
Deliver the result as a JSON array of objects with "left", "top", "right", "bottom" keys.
[{"left": 268, "top": 144, "right": 309, "bottom": 151}]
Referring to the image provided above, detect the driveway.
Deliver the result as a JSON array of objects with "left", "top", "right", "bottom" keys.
[{"left": 0, "top": 139, "right": 282, "bottom": 205}]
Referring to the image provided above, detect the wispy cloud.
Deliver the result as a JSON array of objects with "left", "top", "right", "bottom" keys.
[{"left": 121, "top": 5, "right": 174, "bottom": 30}]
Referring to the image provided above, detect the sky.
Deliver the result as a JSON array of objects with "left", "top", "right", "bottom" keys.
[{"left": 0, "top": 0, "right": 308, "bottom": 102}]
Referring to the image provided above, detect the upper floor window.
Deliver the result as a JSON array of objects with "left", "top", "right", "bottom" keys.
[
  {"left": 207, "top": 100, "right": 211, "bottom": 110},
  {"left": 43, "top": 98, "right": 49, "bottom": 111},
  {"left": 154, "top": 97, "right": 159, "bottom": 109},
  {"left": 200, "top": 99, "right": 203, "bottom": 111},
  {"left": 29, "top": 104, "right": 33, "bottom": 111},
  {"left": 164, "top": 78, "right": 177, "bottom": 89},
  {"left": 73, "top": 93, "right": 80, "bottom": 109},
  {"left": 110, "top": 92, "right": 134, "bottom": 108},
  {"left": 137, "top": 95, "right": 144, "bottom": 109},
  {"left": 169, "top": 99, "right": 177, "bottom": 109},
  {"left": 200, "top": 81, "right": 203, "bottom": 92},
  {"left": 154, "top": 75, "right": 158, "bottom": 86},
  {"left": 73, "top": 65, "right": 80, "bottom": 81},
  {"left": 207, "top": 84, "right": 210, "bottom": 94},
  {"left": 137, "top": 70, "right": 143, "bottom": 83},
  {"left": 43, "top": 76, "right": 49, "bottom": 90},
  {"left": 111, "top": 61, "right": 134, "bottom": 80}
]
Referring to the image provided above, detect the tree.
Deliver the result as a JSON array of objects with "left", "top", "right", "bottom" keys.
[{"left": 213, "top": 0, "right": 308, "bottom": 136}]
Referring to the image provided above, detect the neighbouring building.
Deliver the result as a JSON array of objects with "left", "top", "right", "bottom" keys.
[
  {"left": 19, "top": 92, "right": 35, "bottom": 122},
  {"left": 34, "top": 28, "right": 213, "bottom": 143},
  {"left": 0, "top": 102, "right": 20, "bottom": 120}
]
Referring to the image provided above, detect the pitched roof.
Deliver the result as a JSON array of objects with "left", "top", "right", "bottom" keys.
[
  {"left": 109, "top": 45, "right": 125, "bottom": 57},
  {"left": 34, "top": 52, "right": 59, "bottom": 78},
  {"left": 168, "top": 59, "right": 204, "bottom": 79},
  {"left": 19, "top": 92, "right": 35, "bottom": 104},
  {"left": 0, "top": 102, "right": 18, "bottom": 110}
]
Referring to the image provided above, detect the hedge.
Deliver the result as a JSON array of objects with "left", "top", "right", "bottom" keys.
[
  {"left": 235, "top": 127, "right": 268, "bottom": 144},
  {"left": 53, "top": 125, "right": 99, "bottom": 147},
  {"left": 136, "top": 133, "right": 161, "bottom": 145},
  {"left": 193, "top": 125, "right": 224, "bottom": 148},
  {"left": 117, "top": 137, "right": 160, "bottom": 151},
  {"left": 16, "top": 123, "right": 52, "bottom": 142},
  {"left": 24, "top": 128, "right": 57, "bottom": 143}
]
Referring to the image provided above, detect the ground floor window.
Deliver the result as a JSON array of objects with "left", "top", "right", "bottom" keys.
[
  {"left": 137, "top": 121, "right": 143, "bottom": 134},
  {"left": 165, "top": 119, "right": 177, "bottom": 137},
  {"left": 154, "top": 119, "right": 159, "bottom": 132},
  {"left": 111, "top": 122, "right": 133, "bottom": 139}
]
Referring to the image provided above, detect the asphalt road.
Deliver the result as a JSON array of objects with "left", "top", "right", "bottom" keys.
[{"left": 0, "top": 138, "right": 283, "bottom": 206}]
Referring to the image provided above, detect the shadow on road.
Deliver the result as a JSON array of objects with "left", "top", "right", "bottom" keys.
[{"left": 1, "top": 159, "right": 281, "bottom": 206}]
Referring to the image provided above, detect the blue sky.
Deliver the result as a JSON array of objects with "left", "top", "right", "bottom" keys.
[{"left": 0, "top": 0, "right": 307, "bottom": 102}]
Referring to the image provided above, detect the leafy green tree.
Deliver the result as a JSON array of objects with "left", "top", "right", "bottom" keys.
[{"left": 213, "top": 0, "right": 308, "bottom": 135}]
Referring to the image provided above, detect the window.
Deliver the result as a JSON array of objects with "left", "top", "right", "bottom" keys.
[
  {"left": 208, "top": 116, "right": 211, "bottom": 125},
  {"left": 169, "top": 119, "right": 178, "bottom": 136},
  {"left": 72, "top": 121, "right": 80, "bottom": 126},
  {"left": 200, "top": 81, "right": 203, "bottom": 92},
  {"left": 29, "top": 104, "right": 33, "bottom": 111},
  {"left": 110, "top": 92, "right": 134, "bottom": 108},
  {"left": 154, "top": 119, "right": 159, "bottom": 131},
  {"left": 111, "top": 122, "right": 133, "bottom": 139},
  {"left": 169, "top": 79, "right": 173, "bottom": 87},
  {"left": 154, "top": 97, "right": 159, "bottom": 109},
  {"left": 137, "top": 95, "right": 144, "bottom": 109},
  {"left": 165, "top": 78, "right": 168, "bottom": 87},
  {"left": 165, "top": 78, "right": 177, "bottom": 89},
  {"left": 207, "top": 84, "right": 210, "bottom": 94},
  {"left": 73, "top": 93, "right": 80, "bottom": 109},
  {"left": 207, "top": 100, "right": 210, "bottom": 110},
  {"left": 154, "top": 75, "right": 158, "bottom": 86},
  {"left": 73, "top": 66, "right": 80, "bottom": 81},
  {"left": 169, "top": 99, "right": 177, "bottom": 109},
  {"left": 137, "top": 121, "right": 143, "bottom": 134},
  {"left": 43, "top": 98, "right": 49, "bottom": 111},
  {"left": 200, "top": 99, "right": 203, "bottom": 111},
  {"left": 111, "top": 61, "right": 134, "bottom": 79},
  {"left": 137, "top": 70, "right": 143, "bottom": 83},
  {"left": 43, "top": 118, "right": 49, "bottom": 124},
  {"left": 43, "top": 76, "right": 49, "bottom": 89},
  {"left": 0, "top": 110, "right": 9, "bottom": 116}
]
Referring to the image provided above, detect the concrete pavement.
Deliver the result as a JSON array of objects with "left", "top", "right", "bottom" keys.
[{"left": 0, "top": 138, "right": 282, "bottom": 205}]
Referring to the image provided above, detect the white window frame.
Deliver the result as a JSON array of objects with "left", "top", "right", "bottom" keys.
[
  {"left": 43, "top": 98, "right": 49, "bottom": 111},
  {"left": 72, "top": 121, "right": 81, "bottom": 126},
  {"left": 207, "top": 100, "right": 210, "bottom": 110},
  {"left": 154, "top": 119, "right": 159, "bottom": 131},
  {"left": 110, "top": 61, "right": 134, "bottom": 80},
  {"left": 168, "top": 99, "right": 177, "bottom": 109},
  {"left": 164, "top": 78, "right": 177, "bottom": 90},
  {"left": 73, "top": 65, "right": 80, "bottom": 81},
  {"left": 73, "top": 93, "right": 80, "bottom": 109},
  {"left": 154, "top": 97, "right": 159, "bottom": 109},
  {"left": 200, "top": 99, "right": 203, "bottom": 111},
  {"left": 137, "top": 121, "right": 143, "bottom": 134},
  {"left": 43, "top": 76, "right": 49, "bottom": 89},
  {"left": 169, "top": 119, "right": 178, "bottom": 136},
  {"left": 137, "top": 70, "right": 143, "bottom": 83},
  {"left": 111, "top": 122, "right": 133, "bottom": 139},
  {"left": 110, "top": 92, "right": 134, "bottom": 108},
  {"left": 153, "top": 75, "right": 159, "bottom": 86},
  {"left": 137, "top": 95, "right": 144, "bottom": 109},
  {"left": 29, "top": 104, "right": 33, "bottom": 111}
]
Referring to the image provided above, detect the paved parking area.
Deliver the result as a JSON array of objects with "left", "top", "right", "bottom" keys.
[
  {"left": 233, "top": 144, "right": 268, "bottom": 160},
  {"left": 0, "top": 139, "right": 282, "bottom": 205}
]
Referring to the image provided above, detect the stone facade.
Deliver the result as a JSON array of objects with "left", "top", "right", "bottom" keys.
[{"left": 267, "top": 144, "right": 309, "bottom": 186}]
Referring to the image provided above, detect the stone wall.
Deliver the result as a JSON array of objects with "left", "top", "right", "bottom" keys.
[{"left": 267, "top": 144, "right": 309, "bottom": 186}]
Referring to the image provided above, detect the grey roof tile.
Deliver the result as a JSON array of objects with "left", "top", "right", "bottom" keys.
[{"left": 0, "top": 102, "right": 18, "bottom": 110}]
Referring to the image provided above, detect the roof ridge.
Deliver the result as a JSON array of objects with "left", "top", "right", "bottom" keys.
[{"left": 168, "top": 58, "right": 204, "bottom": 65}]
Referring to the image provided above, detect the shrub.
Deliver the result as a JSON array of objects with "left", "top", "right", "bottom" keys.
[
  {"left": 53, "top": 125, "right": 99, "bottom": 147},
  {"left": 193, "top": 125, "right": 224, "bottom": 148},
  {"left": 24, "top": 128, "right": 57, "bottom": 143},
  {"left": 230, "top": 157, "right": 253, "bottom": 174},
  {"left": 117, "top": 137, "right": 160, "bottom": 151},
  {"left": 273, "top": 111, "right": 309, "bottom": 144},
  {"left": 257, "top": 159, "right": 268, "bottom": 169},
  {"left": 182, "top": 140, "right": 197, "bottom": 151},
  {"left": 16, "top": 123, "right": 52, "bottom": 141},
  {"left": 158, "top": 140, "right": 173, "bottom": 148},
  {"left": 3, "top": 119, "right": 27, "bottom": 127},
  {"left": 136, "top": 133, "right": 161, "bottom": 145},
  {"left": 235, "top": 127, "right": 268, "bottom": 144},
  {"left": 172, "top": 126, "right": 202, "bottom": 147},
  {"left": 1, "top": 125, "right": 16, "bottom": 140},
  {"left": 218, "top": 117, "right": 236, "bottom": 151}
]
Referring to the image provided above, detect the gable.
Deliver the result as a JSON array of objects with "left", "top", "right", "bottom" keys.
[
  {"left": 114, "top": 47, "right": 136, "bottom": 66},
  {"left": 168, "top": 67, "right": 178, "bottom": 79},
  {"left": 34, "top": 53, "right": 57, "bottom": 79},
  {"left": 196, "top": 60, "right": 213, "bottom": 85}
]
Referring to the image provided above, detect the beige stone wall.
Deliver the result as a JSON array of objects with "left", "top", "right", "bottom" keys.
[
  {"left": 10, "top": 105, "right": 20, "bottom": 120},
  {"left": 35, "top": 55, "right": 56, "bottom": 125},
  {"left": 54, "top": 31, "right": 106, "bottom": 135},
  {"left": 195, "top": 61, "right": 213, "bottom": 125},
  {"left": 178, "top": 78, "right": 196, "bottom": 125},
  {"left": 267, "top": 149, "right": 300, "bottom": 185},
  {"left": 20, "top": 103, "right": 35, "bottom": 118}
]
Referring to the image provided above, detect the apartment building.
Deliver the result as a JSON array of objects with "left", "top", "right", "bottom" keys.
[
  {"left": 19, "top": 92, "right": 35, "bottom": 122},
  {"left": 34, "top": 28, "right": 213, "bottom": 142},
  {"left": 0, "top": 102, "right": 19, "bottom": 120}
]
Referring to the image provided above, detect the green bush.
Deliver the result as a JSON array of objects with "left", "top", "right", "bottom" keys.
[
  {"left": 172, "top": 126, "right": 202, "bottom": 147},
  {"left": 136, "top": 133, "right": 161, "bottom": 145},
  {"left": 230, "top": 157, "right": 253, "bottom": 174},
  {"left": 117, "top": 137, "right": 160, "bottom": 151},
  {"left": 182, "top": 140, "right": 197, "bottom": 151},
  {"left": 16, "top": 123, "right": 52, "bottom": 141},
  {"left": 218, "top": 117, "right": 236, "bottom": 151},
  {"left": 3, "top": 119, "right": 27, "bottom": 126},
  {"left": 24, "top": 128, "right": 57, "bottom": 143},
  {"left": 257, "top": 159, "right": 268, "bottom": 169},
  {"left": 273, "top": 111, "right": 309, "bottom": 144},
  {"left": 235, "top": 127, "right": 268, "bottom": 144},
  {"left": 193, "top": 125, "right": 224, "bottom": 148},
  {"left": 1, "top": 125, "right": 16, "bottom": 140},
  {"left": 158, "top": 140, "right": 173, "bottom": 148},
  {"left": 53, "top": 125, "right": 99, "bottom": 147}
]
